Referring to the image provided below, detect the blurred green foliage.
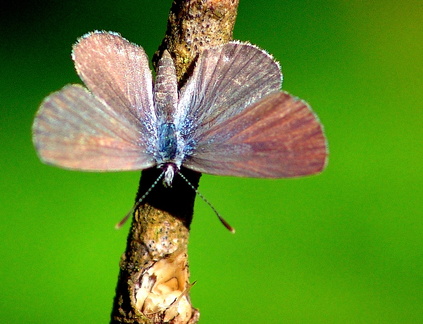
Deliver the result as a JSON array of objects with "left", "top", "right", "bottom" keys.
[{"left": 1, "top": 0, "right": 422, "bottom": 323}]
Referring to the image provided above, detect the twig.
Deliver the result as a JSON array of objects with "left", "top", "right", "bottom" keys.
[{"left": 110, "top": 1, "right": 239, "bottom": 323}]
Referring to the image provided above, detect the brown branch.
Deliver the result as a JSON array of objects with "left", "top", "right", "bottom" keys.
[
  {"left": 154, "top": 0, "right": 240, "bottom": 81},
  {"left": 111, "top": 1, "right": 239, "bottom": 323}
]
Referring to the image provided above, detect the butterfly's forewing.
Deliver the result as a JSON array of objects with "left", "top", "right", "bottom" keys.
[
  {"left": 177, "top": 43, "right": 282, "bottom": 139},
  {"left": 72, "top": 31, "right": 156, "bottom": 140},
  {"left": 33, "top": 31, "right": 159, "bottom": 171},
  {"left": 33, "top": 84, "right": 156, "bottom": 171},
  {"left": 183, "top": 91, "right": 328, "bottom": 178}
]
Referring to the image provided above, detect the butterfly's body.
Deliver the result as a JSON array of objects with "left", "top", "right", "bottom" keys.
[
  {"left": 33, "top": 31, "right": 327, "bottom": 190},
  {"left": 153, "top": 50, "right": 198, "bottom": 186},
  {"left": 153, "top": 51, "right": 182, "bottom": 185}
]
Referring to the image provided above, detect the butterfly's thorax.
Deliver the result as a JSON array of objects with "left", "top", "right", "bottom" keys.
[
  {"left": 156, "top": 120, "right": 180, "bottom": 188},
  {"left": 157, "top": 122, "right": 177, "bottom": 161}
]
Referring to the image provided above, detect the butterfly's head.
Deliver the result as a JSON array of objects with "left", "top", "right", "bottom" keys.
[{"left": 161, "top": 163, "right": 179, "bottom": 187}]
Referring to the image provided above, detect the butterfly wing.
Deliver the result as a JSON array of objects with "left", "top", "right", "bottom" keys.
[
  {"left": 33, "top": 84, "right": 156, "bottom": 171},
  {"left": 72, "top": 31, "right": 156, "bottom": 130},
  {"left": 183, "top": 91, "right": 328, "bottom": 178},
  {"left": 176, "top": 42, "right": 282, "bottom": 140},
  {"left": 33, "top": 31, "right": 158, "bottom": 171}
]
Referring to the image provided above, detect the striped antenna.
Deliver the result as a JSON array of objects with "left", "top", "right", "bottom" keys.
[
  {"left": 177, "top": 171, "right": 235, "bottom": 233},
  {"left": 115, "top": 171, "right": 165, "bottom": 229}
]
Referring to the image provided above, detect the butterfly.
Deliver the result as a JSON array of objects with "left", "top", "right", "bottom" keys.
[{"left": 32, "top": 30, "right": 327, "bottom": 191}]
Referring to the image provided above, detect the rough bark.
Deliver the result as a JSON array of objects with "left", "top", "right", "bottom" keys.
[{"left": 111, "top": 1, "right": 239, "bottom": 323}]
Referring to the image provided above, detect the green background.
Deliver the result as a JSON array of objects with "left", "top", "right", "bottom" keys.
[{"left": 1, "top": 0, "right": 422, "bottom": 323}]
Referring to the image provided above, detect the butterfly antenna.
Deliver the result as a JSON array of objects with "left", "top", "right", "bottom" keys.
[
  {"left": 115, "top": 171, "right": 165, "bottom": 229},
  {"left": 177, "top": 172, "right": 235, "bottom": 233}
]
